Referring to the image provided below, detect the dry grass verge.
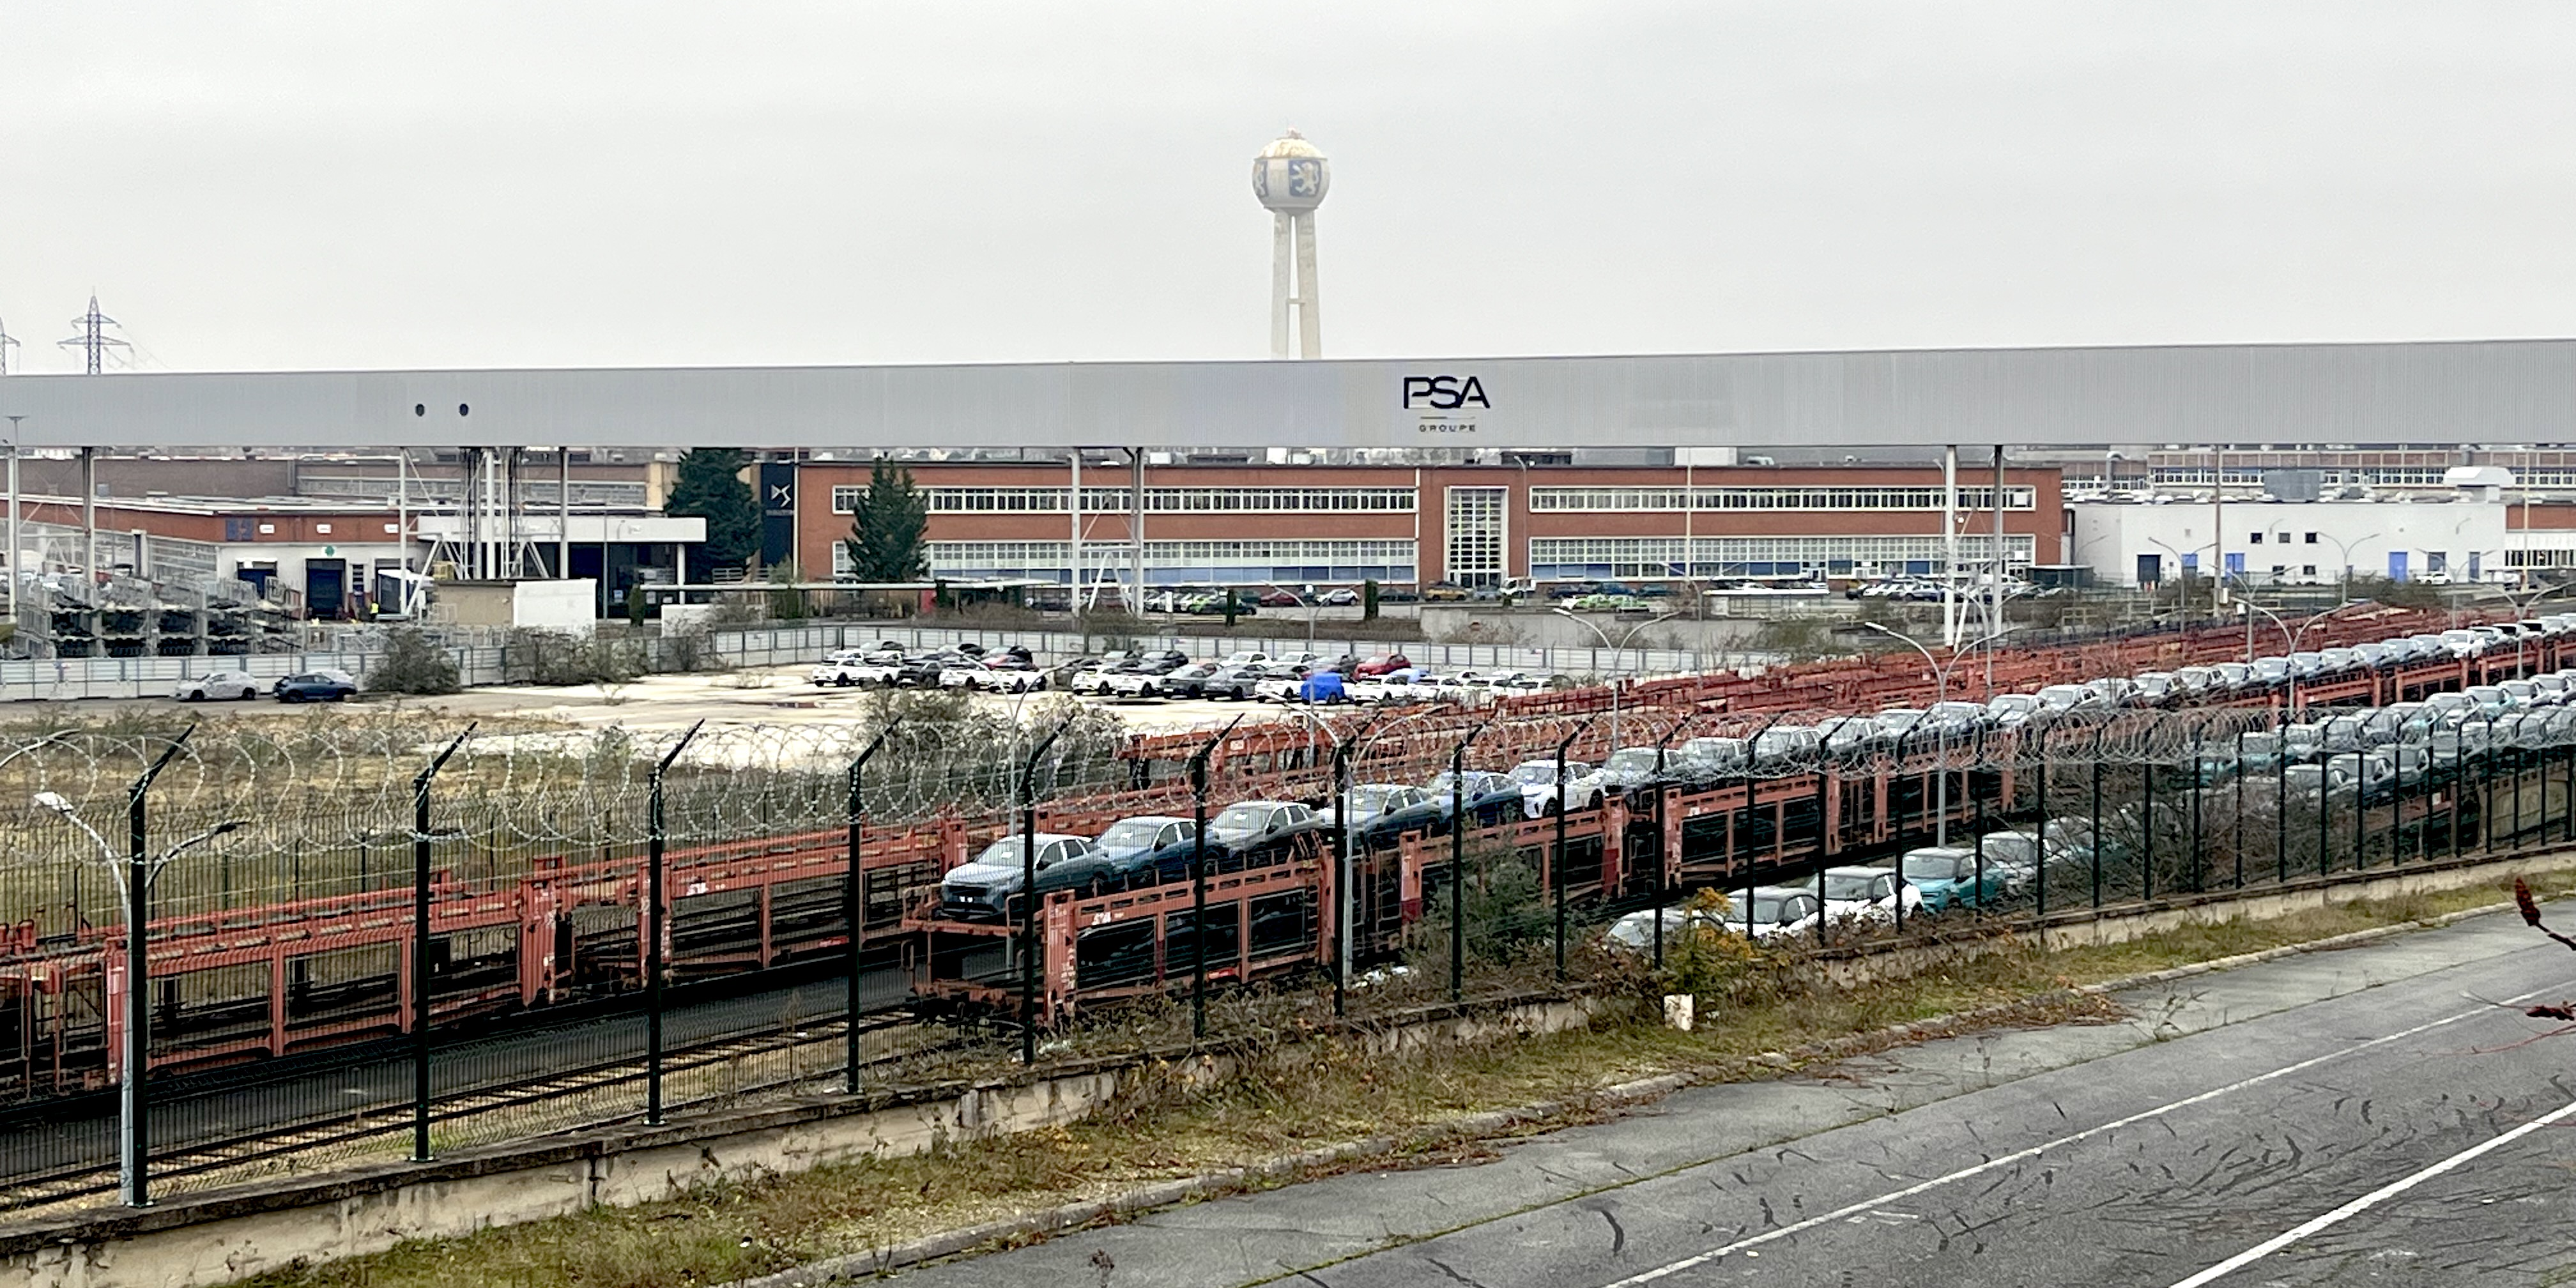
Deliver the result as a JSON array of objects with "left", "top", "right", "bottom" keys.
[{"left": 227, "top": 870, "right": 2576, "bottom": 1288}]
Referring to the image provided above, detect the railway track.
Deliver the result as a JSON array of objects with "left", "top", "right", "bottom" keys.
[{"left": 0, "top": 1006, "right": 981, "bottom": 1216}]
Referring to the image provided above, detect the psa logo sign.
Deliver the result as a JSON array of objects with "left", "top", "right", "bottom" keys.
[{"left": 1401, "top": 375, "right": 1490, "bottom": 411}]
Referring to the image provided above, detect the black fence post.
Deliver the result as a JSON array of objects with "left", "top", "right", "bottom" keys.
[
  {"left": 2481, "top": 713, "right": 2498, "bottom": 858},
  {"left": 2231, "top": 727, "right": 2245, "bottom": 889},
  {"left": 2090, "top": 727, "right": 2105, "bottom": 909},
  {"left": 845, "top": 719, "right": 900, "bottom": 1096},
  {"left": 1186, "top": 717, "right": 1241, "bottom": 1041},
  {"left": 1449, "top": 719, "right": 1492, "bottom": 1004},
  {"left": 645, "top": 719, "right": 704, "bottom": 1126},
  {"left": 2142, "top": 755, "right": 2157, "bottom": 902},
  {"left": 1019, "top": 719, "right": 1070, "bottom": 1067},
  {"left": 2451, "top": 726, "right": 2467, "bottom": 862},
  {"left": 2317, "top": 745, "right": 2332, "bottom": 878},
  {"left": 411, "top": 726, "right": 473, "bottom": 1163},
  {"left": 2274, "top": 709, "right": 2288, "bottom": 884},
  {"left": 2032, "top": 723, "right": 2048, "bottom": 922},
  {"left": 1552, "top": 715, "right": 1596, "bottom": 981},
  {"left": 2188, "top": 726, "right": 2205, "bottom": 892},
  {"left": 1650, "top": 716, "right": 1689, "bottom": 964},
  {"left": 2350, "top": 749, "right": 2365, "bottom": 871}
]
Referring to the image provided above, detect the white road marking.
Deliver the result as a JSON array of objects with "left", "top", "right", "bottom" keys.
[
  {"left": 1599, "top": 980, "right": 2569, "bottom": 1287},
  {"left": 2163, "top": 1091, "right": 2576, "bottom": 1287}
]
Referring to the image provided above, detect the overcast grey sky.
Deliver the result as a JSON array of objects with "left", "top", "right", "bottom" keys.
[{"left": 2, "top": 2, "right": 2570, "bottom": 374}]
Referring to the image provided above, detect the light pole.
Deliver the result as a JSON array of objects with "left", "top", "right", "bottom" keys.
[
  {"left": 2315, "top": 530, "right": 2380, "bottom": 604},
  {"left": 1551, "top": 607, "right": 1676, "bottom": 749},
  {"left": 2, "top": 414, "right": 21, "bottom": 636},
  {"left": 2146, "top": 536, "right": 2212, "bottom": 620},
  {"left": 1865, "top": 622, "right": 2016, "bottom": 847},
  {"left": 37, "top": 775, "right": 245, "bottom": 1209},
  {"left": 1261, "top": 583, "right": 1319, "bottom": 648}
]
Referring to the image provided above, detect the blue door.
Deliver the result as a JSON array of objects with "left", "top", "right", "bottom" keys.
[{"left": 2388, "top": 551, "right": 2409, "bottom": 581}]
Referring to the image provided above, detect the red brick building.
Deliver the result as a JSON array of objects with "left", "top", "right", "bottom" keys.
[{"left": 793, "top": 462, "right": 2063, "bottom": 592}]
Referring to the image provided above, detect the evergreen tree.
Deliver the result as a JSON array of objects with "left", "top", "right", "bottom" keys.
[
  {"left": 666, "top": 447, "right": 762, "bottom": 573},
  {"left": 842, "top": 458, "right": 931, "bottom": 582}
]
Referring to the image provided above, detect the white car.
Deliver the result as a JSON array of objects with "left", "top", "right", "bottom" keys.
[
  {"left": 1616, "top": 887, "right": 1820, "bottom": 943},
  {"left": 967, "top": 662, "right": 1046, "bottom": 694},
  {"left": 938, "top": 660, "right": 1043, "bottom": 693},
  {"left": 1817, "top": 866, "right": 1922, "bottom": 925},
  {"left": 175, "top": 670, "right": 262, "bottom": 702},
  {"left": 1251, "top": 668, "right": 1313, "bottom": 702},
  {"left": 1217, "top": 650, "right": 1271, "bottom": 668},
  {"left": 809, "top": 661, "right": 894, "bottom": 687},
  {"left": 1514, "top": 758, "right": 1599, "bottom": 816}
]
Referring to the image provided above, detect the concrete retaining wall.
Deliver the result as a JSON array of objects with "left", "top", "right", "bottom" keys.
[{"left": 0, "top": 996, "right": 1598, "bottom": 1288}]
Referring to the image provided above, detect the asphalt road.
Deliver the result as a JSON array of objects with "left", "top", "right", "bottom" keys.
[{"left": 894, "top": 901, "right": 2576, "bottom": 1288}]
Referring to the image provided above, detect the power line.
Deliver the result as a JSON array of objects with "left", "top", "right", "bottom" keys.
[{"left": 57, "top": 295, "right": 132, "bottom": 375}]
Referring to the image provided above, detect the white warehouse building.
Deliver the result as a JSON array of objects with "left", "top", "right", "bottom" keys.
[{"left": 2070, "top": 493, "right": 2512, "bottom": 588}]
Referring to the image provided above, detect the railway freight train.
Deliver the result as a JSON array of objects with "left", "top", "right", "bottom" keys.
[{"left": 0, "top": 606, "right": 2537, "bottom": 1097}]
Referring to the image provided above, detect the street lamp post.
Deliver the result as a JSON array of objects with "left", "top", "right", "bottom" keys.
[
  {"left": 2313, "top": 531, "right": 2381, "bottom": 605},
  {"left": 1866, "top": 622, "right": 2016, "bottom": 847},
  {"left": 1551, "top": 607, "right": 1676, "bottom": 750},
  {"left": 1261, "top": 583, "right": 1319, "bottom": 648},
  {"left": 36, "top": 735, "right": 247, "bottom": 1208}
]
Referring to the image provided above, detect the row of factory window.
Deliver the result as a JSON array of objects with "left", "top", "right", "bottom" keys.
[
  {"left": 1523, "top": 486, "right": 2037, "bottom": 512},
  {"left": 835, "top": 539, "right": 1419, "bottom": 586},
  {"left": 828, "top": 486, "right": 1419, "bottom": 515},
  {"left": 836, "top": 535, "right": 2043, "bottom": 586},
  {"left": 1526, "top": 535, "right": 2036, "bottom": 581},
  {"left": 824, "top": 484, "right": 2044, "bottom": 516}
]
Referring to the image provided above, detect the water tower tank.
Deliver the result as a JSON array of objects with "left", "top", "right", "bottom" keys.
[{"left": 1252, "top": 130, "right": 1330, "bottom": 213}]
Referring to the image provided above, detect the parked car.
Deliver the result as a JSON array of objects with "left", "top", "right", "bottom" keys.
[
  {"left": 1421, "top": 769, "right": 1528, "bottom": 826},
  {"left": 1203, "top": 664, "right": 1270, "bottom": 701},
  {"left": 1117, "top": 661, "right": 1221, "bottom": 698},
  {"left": 1723, "top": 886, "right": 1825, "bottom": 940},
  {"left": 1321, "top": 784, "right": 1431, "bottom": 838},
  {"left": 1294, "top": 670, "right": 1349, "bottom": 703},
  {"left": 1317, "top": 588, "right": 1361, "bottom": 606},
  {"left": 175, "top": 670, "right": 261, "bottom": 702},
  {"left": 1205, "top": 800, "right": 1319, "bottom": 854},
  {"left": 1422, "top": 581, "right": 1471, "bottom": 602},
  {"left": 1896, "top": 845, "right": 2007, "bottom": 910},
  {"left": 1089, "top": 816, "right": 1198, "bottom": 887},
  {"left": 810, "top": 659, "right": 896, "bottom": 687},
  {"left": 275, "top": 670, "right": 358, "bottom": 703},
  {"left": 1513, "top": 758, "right": 1600, "bottom": 816},
  {"left": 1818, "top": 866, "right": 1922, "bottom": 925},
  {"left": 936, "top": 834, "right": 1100, "bottom": 919}
]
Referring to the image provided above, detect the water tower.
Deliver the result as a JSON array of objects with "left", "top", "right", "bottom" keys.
[{"left": 1252, "top": 130, "right": 1330, "bottom": 358}]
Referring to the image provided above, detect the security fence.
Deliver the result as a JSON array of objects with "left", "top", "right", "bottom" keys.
[{"left": 0, "top": 690, "right": 2561, "bottom": 1215}]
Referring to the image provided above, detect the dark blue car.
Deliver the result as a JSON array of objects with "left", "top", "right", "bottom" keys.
[{"left": 275, "top": 670, "right": 358, "bottom": 703}]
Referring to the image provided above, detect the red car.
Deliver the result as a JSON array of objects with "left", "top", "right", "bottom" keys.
[
  {"left": 1353, "top": 653, "right": 1413, "bottom": 677},
  {"left": 1256, "top": 588, "right": 1305, "bottom": 608}
]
